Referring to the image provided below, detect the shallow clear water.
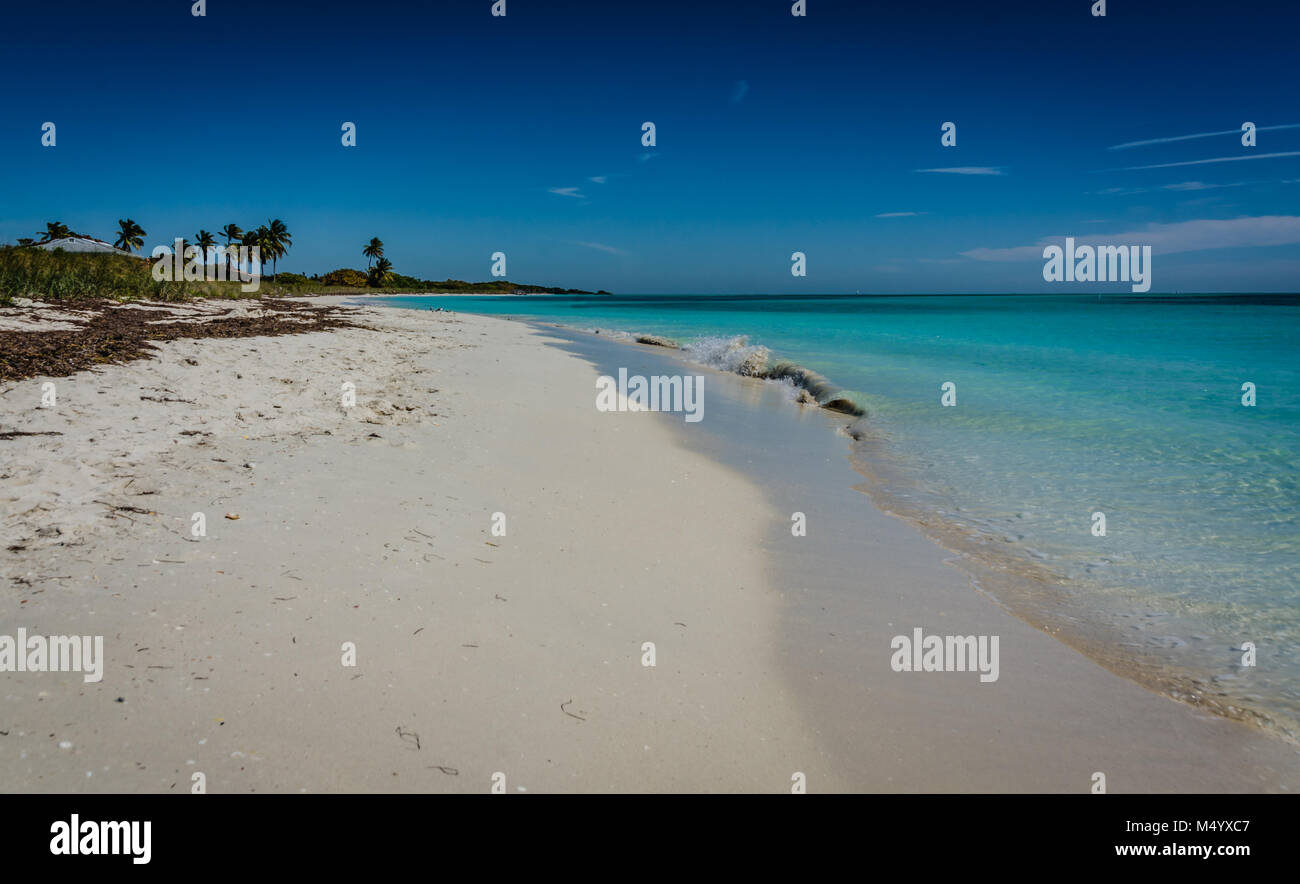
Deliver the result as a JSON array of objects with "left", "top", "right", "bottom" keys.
[{"left": 375, "top": 293, "right": 1300, "bottom": 734}]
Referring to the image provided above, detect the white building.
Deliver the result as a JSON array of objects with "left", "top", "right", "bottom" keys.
[{"left": 34, "top": 236, "right": 132, "bottom": 255}]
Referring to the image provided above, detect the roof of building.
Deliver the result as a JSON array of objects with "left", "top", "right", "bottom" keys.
[{"left": 33, "top": 236, "right": 132, "bottom": 255}]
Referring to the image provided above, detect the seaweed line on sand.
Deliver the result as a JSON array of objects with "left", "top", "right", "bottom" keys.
[{"left": 0, "top": 298, "right": 361, "bottom": 382}]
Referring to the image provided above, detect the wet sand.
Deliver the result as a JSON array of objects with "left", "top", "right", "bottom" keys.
[{"left": 540, "top": 324, "right": 1300, "bottom": 792}]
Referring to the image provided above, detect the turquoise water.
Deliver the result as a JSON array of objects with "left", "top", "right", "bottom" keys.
[{"left": 377, "top": 293, "right": 1300, "bottom": 736}]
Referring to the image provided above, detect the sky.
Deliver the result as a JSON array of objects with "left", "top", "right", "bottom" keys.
[{"left": 1, "top": 0, "right": 1298, "bottom": 294}]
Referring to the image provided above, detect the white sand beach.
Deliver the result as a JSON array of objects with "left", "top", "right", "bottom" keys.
[
  {"left": 1, "top": 300, "right": 838, "bottom": 792},
  {"left": 2, "top": 299, "right": 1297, "bottom": 792}
]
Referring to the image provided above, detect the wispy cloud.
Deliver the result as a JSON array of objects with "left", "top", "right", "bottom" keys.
[
  {"left": 572, "top": 241, "right": 627, "bottom": 256},
  {"left": 875, "top": 211, "right": 928, "bottom": 218},
  {"left": 730, "top": 79, "right": 749, "bottom": 103},
  {"left": 1094, "top": 180, "right": 1266, "bottom": 196},
  {"left": 547, "top": 186, "right": 584, "bottom": 198},
  {"left": 1108, "top": 123, "right": 1300, "bottom": 150},
  {"left": 588, "top": 176, "right": 607, "bottom": 184},
  {"left": 962, "top": 215, "right": 1300, "bottom": 262},
  {"left": 1113, "top": 151, "right": 1300, "bottom": 171},
  {"left": 1166, "top": 180, "right": 1239, "bottom": 191},
  {"left": 915, "top": 166, "right": 1005, "bottom": 176}
]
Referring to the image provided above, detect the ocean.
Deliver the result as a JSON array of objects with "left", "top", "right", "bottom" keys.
[{"left": 374, "top": 292, "right": 1300, "bottom": 739}]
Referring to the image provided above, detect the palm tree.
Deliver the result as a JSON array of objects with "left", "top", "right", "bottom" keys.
[
  {"left": 253, "top": 225, "right": 274, "bottom": 278},
  {"left": 266, "top": 218, "right": 291, "bottom": 279},
  {"left": 362, "top": 237, "right": 384, "bottom": 269},
  {"left": 370, "top": 256, "right": 393, "bottom": 287},
  {"left": 113, "top": 219, "right": 145, "bottom": 253},
  {"left": 221, "top": 224, "right": 243, "bottom": 277},
  {"left": 194, "top": 230, "right": 217, "bottom": 270},
  {"left": 241, "top": 228, "right": 261, "bottom": 277},
  {"left": 40, "top": 221, "right": 70, "bottom": 243}
]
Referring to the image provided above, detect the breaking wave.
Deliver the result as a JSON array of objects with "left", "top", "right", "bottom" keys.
[
  {"left": 679, "top": 334, "right": 868, "bottom": 417},
  {"left": 581, "top": 329, "right": 866, "bottom": 417}
]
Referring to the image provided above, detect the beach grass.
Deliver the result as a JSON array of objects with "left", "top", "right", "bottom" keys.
[
  {"left": 0, "top": 246, "right": 231, "bottom": 303},
  {"left": 0, "top": 246, "right": 603, "bottom": 306}
]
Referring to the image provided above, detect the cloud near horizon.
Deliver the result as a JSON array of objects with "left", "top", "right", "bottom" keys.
[
  {"left": 915, "top": 167, "right": 1005, "bottom": 176},
  {"left": 876, "top": 211, "right": 928, "bottom": 218},
  {"left": 572, "top": 241, "right": 627, "bottom": 256},
  {"left": 1095, "top": 180, "right": 1266, "bottom": 196},
  {"left": 961, "top": 216, "right": 1300, "bottom": 262},
  {"left": 547, "top": 186, "right": 584, "bottom": 198}
]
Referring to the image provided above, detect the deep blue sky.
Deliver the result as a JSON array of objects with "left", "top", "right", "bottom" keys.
[{"left": 2, "top": 0, "right": 1297, "bottom": 293}]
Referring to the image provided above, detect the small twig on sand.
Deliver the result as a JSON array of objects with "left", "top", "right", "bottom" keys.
[
  {"left": 93, "top": 499, "right": 156, "bottom": 515},
  {"left": 0, "top": 431, "right": 63, "bottom": 440},
  {"left": 158, "top": 523, "right": 200, "bottom": 543}
]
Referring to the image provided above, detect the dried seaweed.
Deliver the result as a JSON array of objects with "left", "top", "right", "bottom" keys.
[{"left": 0, "top": 299, "right": 359, "bottom": 381}]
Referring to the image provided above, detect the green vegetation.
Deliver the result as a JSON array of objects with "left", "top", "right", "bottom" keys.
[
  {"left": 233, "top": 219, "right": 294, "bottom": 280},
  {"left": 1, "top": 222, "right": 604, "bottom": 305},
  {"left": 385, "top": 272, "right": 423, "bottom": 288},
  {"left": 114, "top": 219, "right": 145, "bottom": 252},
  {"left": 407, "top": 278, "right": 598, "bottom": 294},
  {"left": 269, "top": 271, "right": 312, "bottom": 285},
  {"left": 265, "top": 219, "right": 292, "bottom": 279},
  {"left": 0, "top": 246, "right": 232, "bottom": 304},
  {"left": 368, "top": 257, "right": 393, "bottom": 287},
  {"left": 220, "top": 223, "right": 243, "bottom": 278},
  {"left": 320, "top": 268, "right": 369, "bottom": 287},
  {"left": 313, "top": 267, "right": 597, "bottom": 294},
  {"left": 42, "top": 221, "right": 71, "bottom": 241},
  {"left": 194, "top": 229, "right": 217, "bottom": 265}
]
